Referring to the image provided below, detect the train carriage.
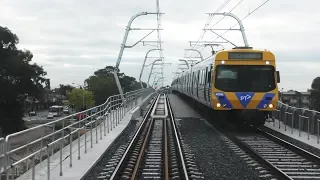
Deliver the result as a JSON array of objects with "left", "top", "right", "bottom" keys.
[{"left": 171, "top": 46, "right": 280, "bottom": 126}]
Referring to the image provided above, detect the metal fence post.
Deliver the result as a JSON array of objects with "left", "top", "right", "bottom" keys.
[
  {"left": 95, "top": 119, "right": 98, "bottom": 144},
  {"left": 90, "top": 120, "right": 93, "bottom": 148},
  {"left": 47, "top": 145, "right": 50, "bottom": 180},
  {"left": 284, "top": 112, "right": 287, "bottom": 131},
  {"left": 69, "top": 133, "right": 72, "bottom": 167},
  {"left": 291, "top": 110, "right": 294, "bottom": 134},
  {"left": 59, "top": 134, "right": 63, "bottom": 176},
  {"left": 78, "top": 119, "right": 81, "bottom": 160},
  {"left": 85, "top": 125, "right": 87, "bottom": 153},
  {"left": 317, "top": 119, "right": 320, "bottom": 144},
  {"left": 100, "top": 116, "right": 102, "bottom": 140},
  {"left": 308, "top": 117, "right": 310, "bottom": 140},
  {"left": 299, "top": 115, "right": 301, "bottom": 137},
  {"left": 32, "top": 155, "right": 35, "bottom": 180}
]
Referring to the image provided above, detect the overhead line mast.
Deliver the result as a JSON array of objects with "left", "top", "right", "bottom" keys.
[{"left": 156, "top": 0, "right": 165, "bottom": 88}]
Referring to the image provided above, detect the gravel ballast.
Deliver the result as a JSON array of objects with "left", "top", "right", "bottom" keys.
[
  {"left": 82, "top": 118, "right": 142, "bottom": 180},
  {"left": 176, "top": 117, "right": 262, "bottom": 180},
  {"left": 168, "top": 94, "right": 262, "bottom": 180},
  {"left": 261, "top": 126, "right": 320, "bottom": 157}
]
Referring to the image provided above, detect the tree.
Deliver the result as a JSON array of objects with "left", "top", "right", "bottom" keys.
[
  {"left": 0, "top": 26, "right": 50, "bottom": 134},
  {"left": 310, "top": 77, "right": 320, "bottom": 111},
  {"left": 85, "top": 66, "right": 145, "bottom": 105},
  {"left": 59, "top": 84, "right": 74, "bottom": 96},
  {"left": 67, "top": 88, "right": 95, "bottom": 111}
]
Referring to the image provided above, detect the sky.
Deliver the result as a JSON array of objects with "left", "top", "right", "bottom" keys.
[{"left": 1, "top": 0, "right": 319, "bottom": 92}]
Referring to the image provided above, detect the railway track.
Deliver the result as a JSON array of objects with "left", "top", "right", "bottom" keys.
[
  {"left": 105, "top": 94, "right": 189, "bottom": 180},
  {"left": 225, "top": 127, "right": 320, "bottom": 180}
]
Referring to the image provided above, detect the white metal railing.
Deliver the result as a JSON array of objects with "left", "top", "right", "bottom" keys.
[
  {"left": 271, "top": 101, "right": 320, "bottom": 143},
  {"left": 0, "top": 88, "right": 154, "bottom": 179}
]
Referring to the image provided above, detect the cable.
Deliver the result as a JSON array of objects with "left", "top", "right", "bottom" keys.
[
  {"left": 191, "top": 0, "right": 242, "bottom": 57},
  {"left": 188, "top": 0, "right": 231, "bottom": 56},
  {"left": 212, "top": 0, "right": 271, "bottom": 44},
  {"left": 186, "top": 0, "right": 232, "bottom": 58},
  {"left": 208, "top": 0, "right": 244, "bottom": 29},
  {"left": 197, "top": 0, "right": 244, "bottom": 55}
]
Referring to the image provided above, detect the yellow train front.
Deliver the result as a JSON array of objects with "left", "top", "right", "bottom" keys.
[{"left": 211, "top": 47, "right": 280, "bottom": 126}]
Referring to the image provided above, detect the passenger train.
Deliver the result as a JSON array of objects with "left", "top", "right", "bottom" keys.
[{"left": 171, "top": 47, "right": 280, "bottom": 126}]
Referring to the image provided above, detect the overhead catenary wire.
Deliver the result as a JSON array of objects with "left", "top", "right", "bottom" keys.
[
  {"left": 186, "top": 0, "right": 232, "bottom": 58},
  {"left": 198, "top": 0, "right": 245, "bottom": 55},
  {"left": 212, "top": 0, "right": 271, "bottom": 43}
]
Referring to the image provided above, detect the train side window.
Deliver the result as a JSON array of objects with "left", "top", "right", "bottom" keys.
[
  {"left": 200, "top": 70, "right": 203, "bottom": 85},
  {"left": 207, "top": 67, "right": 212, "bottom": 85},
  {"left": 201, "top": 70, "right": 203, "bottom": 85},
  {"left": 204, "top": 68, "right": 207, "bottom": 85},
  {"left": 203, "top": 69, "right": 206, "bottom": 85},
  {"left": 201, "top": 70, "right": 204, "bottom": 85}
]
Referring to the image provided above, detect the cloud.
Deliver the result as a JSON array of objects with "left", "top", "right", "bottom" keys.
[{"left": 0, "top": 0, "right": 318, "bottom": 92}]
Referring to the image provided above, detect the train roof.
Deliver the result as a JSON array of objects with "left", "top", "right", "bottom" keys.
[{"left": 172, "top": 47, "right": 274, "bottom": 81}]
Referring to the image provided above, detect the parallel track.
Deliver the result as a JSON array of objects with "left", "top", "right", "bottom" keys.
[
  {"left": 225, "top": 126, "right": 320, "bottom": 180},
  {"left": 108, "top": 94, "right": 189, "bottom": 180}
]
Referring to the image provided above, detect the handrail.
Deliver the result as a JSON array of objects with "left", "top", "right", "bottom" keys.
[
  {"left": 277, "top": 101, "right": 320, "bottom": 114},
  {"left": 1, "top": 88, "right": 154, "bottom": 179}
]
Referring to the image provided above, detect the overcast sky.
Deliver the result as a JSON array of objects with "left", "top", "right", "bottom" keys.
[{"left": 1, "top": 0, "right": 319, "bottom": 92}]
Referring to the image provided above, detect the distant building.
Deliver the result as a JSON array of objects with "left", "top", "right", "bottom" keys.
[
  {"left": 301, "top": 92, "right": 311, "bottom": 109},
  {"left": 279, "top": 91, "right": 311, "bottom": 109}
]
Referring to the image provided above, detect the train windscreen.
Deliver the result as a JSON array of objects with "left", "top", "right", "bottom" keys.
[{"left": 214, "top": 65, "right": 276, "bottom": 92}]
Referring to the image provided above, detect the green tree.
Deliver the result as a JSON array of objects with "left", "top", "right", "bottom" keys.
[
  {"left": 310, "top": 77, "right": 320, "bottom": 111},
  {"left": 85, "top": 66, "right": 146, "bottom": 105},
  {"left": 0, "top": 26, "right": 50, "bottom": 134},
  {"left": 67, "top": 88, "right": 95, "bottom": 111}
]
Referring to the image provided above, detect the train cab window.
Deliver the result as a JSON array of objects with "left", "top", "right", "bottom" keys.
[{"left": 214, "top": 65, "right": 276, "bottom": 92}]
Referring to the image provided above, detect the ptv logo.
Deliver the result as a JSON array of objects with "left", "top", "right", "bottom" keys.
[
  {"left": 240, "top": 95, "right": 252, "bottom": 101},
  {"left": 236, "top": 92, "right": 254, "bottom": 108}
]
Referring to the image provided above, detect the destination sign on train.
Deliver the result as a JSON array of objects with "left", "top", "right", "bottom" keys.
[{"left": 228, "top": 52, "right": 263, "bottom": 60}]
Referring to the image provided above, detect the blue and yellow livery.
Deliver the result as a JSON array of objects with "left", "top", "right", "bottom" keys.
[{"left": 171, "top": 47, "right": 280, "bottom": 126}]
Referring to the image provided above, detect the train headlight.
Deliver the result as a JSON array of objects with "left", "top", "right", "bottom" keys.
[
  {"left": 266, "top": 61, "right": 270, "bottom": 65},
  {"left": 217, "top": 103, "right": 221, "bottom": 107},
  {"left": 221, "top": 60, "right": 225, "bottom": 64},
  {"left": 268, "top": 104, "right": 273, "bottom": 108}
]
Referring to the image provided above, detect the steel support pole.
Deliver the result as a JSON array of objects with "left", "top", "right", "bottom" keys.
[
  {"left": 139, "top": 49, "right": 162, "bottom": 89},
  {"left": 208, "top": 12, "right": 249, "bottom": 47},
  {"left": 184, "top": 49, "right": 204, "bottom": 61},
  {"left": 113, "top": 12, "right": 157, "bottom": 101},
  {"left": 179, "top": 59, "right": 190, "bottom": 69},
  {"left": 147, "top": 59, "right": 162, "bottom": 87}
]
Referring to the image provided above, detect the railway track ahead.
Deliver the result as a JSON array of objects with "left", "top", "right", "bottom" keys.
[
  {"left": 107, "top": 94, "right": 189, "bottom": 180},
  {"left": 226, "top": 127, "right": 320, "bottom": 180}
]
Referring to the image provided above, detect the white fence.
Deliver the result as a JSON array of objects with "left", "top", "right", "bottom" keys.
[{"left": 0, "top": 88, "right": 154, "bottom": 179}]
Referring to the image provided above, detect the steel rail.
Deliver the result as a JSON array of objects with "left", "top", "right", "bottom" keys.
[
  {"left": 257, "top": 127, "right": 320, "bottom": 164},
  {"left": 164, "top": 113, "right": 169, "bottom": 180},
  {"left": 130, "top": 118, "right": 154, "bottom": 179},
  {"left": 166, "top": 95, "right": 189, "bottom": 180},
  {"left": 109, "top": 94, "right": 160, "bottom": 180},
  {"left": 225, "top": 132, "right": 293, "bottom": 180}
]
